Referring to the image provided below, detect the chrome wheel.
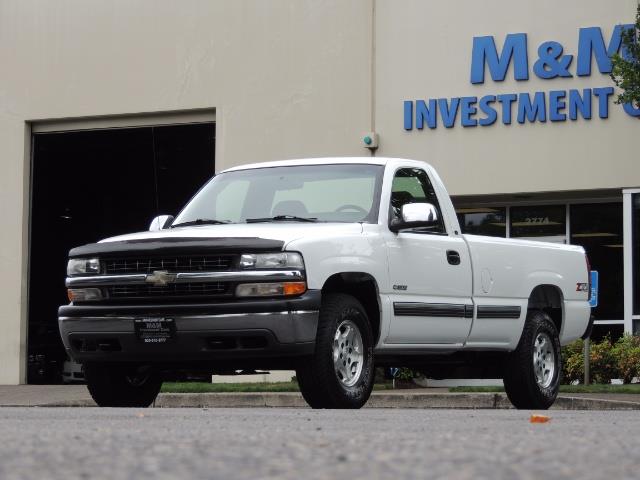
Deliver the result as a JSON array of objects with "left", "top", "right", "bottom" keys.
[
  {"left": 333, "top": 319, "right": 364, "bottom": 387},
  {"left": 533, "top": 332, "right": 555, "bottom": 388}
]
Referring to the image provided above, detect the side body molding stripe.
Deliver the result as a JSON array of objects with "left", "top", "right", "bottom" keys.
[
  {"left": 476, "top": 305, "right": 522, "bottom": 319},
  {"left": 393, "top": 302, "right": 474, "bottom": 318},
  {"left": 392, "top": 303, "right": 521, "bottom": 319}
]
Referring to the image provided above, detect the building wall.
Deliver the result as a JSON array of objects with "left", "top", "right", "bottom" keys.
[
  {"left": 0, "top": 0, "right": 373, "bottom": 384},
  {"left": 0, "top": 0, "right": 636, "bottom": 383},
  {"left": 375, "top": 0, "right": 638, "bottom": 196}
]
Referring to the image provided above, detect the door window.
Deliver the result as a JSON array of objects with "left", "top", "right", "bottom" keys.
[{"left": 390, "top": 168, "right": 446, "bottom": 234}]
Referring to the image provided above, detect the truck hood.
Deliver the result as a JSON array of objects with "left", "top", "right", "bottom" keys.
[
  {"left": 99, "top": 222, "right": 363, "bottom": 246},
  {"left": 69, "top": 223, "right": 364, "bottom": 258}
]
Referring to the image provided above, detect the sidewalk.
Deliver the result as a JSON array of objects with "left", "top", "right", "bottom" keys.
[{"left": 1, "top": 385, "right": 640, "bottom": 410}]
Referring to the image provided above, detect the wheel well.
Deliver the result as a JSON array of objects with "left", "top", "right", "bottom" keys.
[
  {"left": 322, "top": 273, "right": 381, "bottom": 344},
  {"left": 528, "top": 285, "right": 563, "bottom": 334}
]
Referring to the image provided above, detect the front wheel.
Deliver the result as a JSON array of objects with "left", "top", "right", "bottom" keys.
[
  {"left": 296, "top": 293, "right": 375, "bottom": 409},
  {"left": 503, "top": 310, "right": 561, "bottom": 410},
  {"left": 84, "top": 363, "right": 162, "bottom": 407}
]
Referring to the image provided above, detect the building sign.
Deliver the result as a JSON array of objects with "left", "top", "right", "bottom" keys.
[{"left": 404, "top": 26, "right": 640, "bottom": 130}]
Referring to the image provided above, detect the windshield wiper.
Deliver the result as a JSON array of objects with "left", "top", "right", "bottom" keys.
[
  {"left": 245, "top": 215, "right": 318, "bottom": 223},
  {"left": 171, "top": 218, "right": 230, "bottom": 228}
]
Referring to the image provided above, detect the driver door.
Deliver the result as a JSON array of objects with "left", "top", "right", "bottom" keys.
[{"left": 384, "top": 167, "right": 473, "bottom": 345}]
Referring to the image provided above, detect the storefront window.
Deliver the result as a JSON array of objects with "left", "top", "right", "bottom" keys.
[
  {"left": 570, "top": 203, "right": 623, "bottom": 321},
  {"left": 510, "top": 205, "right": 566, "bottom": 242},
  {"left": 456, "top": 207, "right": 506, "bottom": 237},
  {"left": 634, "top": 194, "right": 640, "bottom": 316}
]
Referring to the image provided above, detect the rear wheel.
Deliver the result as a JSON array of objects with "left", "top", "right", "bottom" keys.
[
  {"left": 296, "top": 293, "right": 375, "bottom": 409},
  {"left": 503, "top": 310, "right": 561, "bottom": 409},
  {"left": 84, "top": 363, "right": 162, "bottom": 407}
]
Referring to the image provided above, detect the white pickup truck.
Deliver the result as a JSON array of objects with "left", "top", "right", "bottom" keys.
[{"left": 59, "top": 157, "right": 592, "bottom": 409}]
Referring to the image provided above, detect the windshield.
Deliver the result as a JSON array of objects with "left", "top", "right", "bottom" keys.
[{"left": 173, "top": 164, "right": 384, "bottom": 225}]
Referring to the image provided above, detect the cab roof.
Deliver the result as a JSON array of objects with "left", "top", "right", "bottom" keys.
[{"left": 219, "top": 157, "right": 431, "bottom": 173}]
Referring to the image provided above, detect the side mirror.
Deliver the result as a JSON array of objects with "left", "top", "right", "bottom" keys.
[
  {"left": 389, "top": 203, "right": 439, "bottom": 233},
  {"left": 149, "top": 215, "right": 174, "bottom": 231}
]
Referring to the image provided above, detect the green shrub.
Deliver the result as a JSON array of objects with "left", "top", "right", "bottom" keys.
[
  {"left": 395, "top": 367, "right": 420, "bottom": 381},
  {"left": 612, "top": 335, "right": 640, "bottom": 384},
  {"left": 589, "top": 336, "right": 617, "bottom": 384},
  {"left": 562, "top": 338, "right": 584, "bottom": 384},
  {"left": 561, "top": 335, "right": 640, "bottom": 385}
]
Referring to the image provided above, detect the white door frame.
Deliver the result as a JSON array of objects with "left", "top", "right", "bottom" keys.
[{"left": 623, "top": 189, "right": 640, "bottom": 334}]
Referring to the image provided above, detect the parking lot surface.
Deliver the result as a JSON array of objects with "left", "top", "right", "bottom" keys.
[{"left": 0, "top": 407, "right": 636, "bottom": 480}]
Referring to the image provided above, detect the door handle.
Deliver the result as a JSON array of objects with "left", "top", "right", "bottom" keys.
[{"left": 446, "top": 250, "right": 461, "bottom": 265}]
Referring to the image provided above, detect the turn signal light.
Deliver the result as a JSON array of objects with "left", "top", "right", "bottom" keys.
[
  {"left": 235, "top": 281, "right": 307, "bottom": 297},
  {"left": 283, "top": 282, "right": 307, "bottom": 296},
  {"left": 67, "top": 288, "right": 103, "bottom": 302}
]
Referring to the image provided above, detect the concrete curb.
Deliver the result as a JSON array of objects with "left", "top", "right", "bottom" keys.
[
  {"left": 156, "top": 392, "right": 306, "bottom": 408},
  {"left": 30, "top": 392, "right": 640, "bottom": 410},
  {"left": 42, "top": 392, "right": 640, "bottom": 410},
  {"left": 550, "top": 395, "right": 640, "bottom": 411}
]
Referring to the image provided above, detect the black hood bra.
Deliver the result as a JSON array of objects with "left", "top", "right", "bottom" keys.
[{"left": 68, "top": 236, "right": 285, "bottom": 258}]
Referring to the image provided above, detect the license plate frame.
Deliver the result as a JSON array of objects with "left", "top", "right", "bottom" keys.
[{"left": 134, "top": 318, "right": 176, "bottom": 344}]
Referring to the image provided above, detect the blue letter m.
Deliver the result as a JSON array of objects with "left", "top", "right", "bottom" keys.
[
  {"left": 577, "top": 25, "right": 634, "bottom": 76},
  {"left": 470, "top": 33, "right": 529, "bottom": 84}
]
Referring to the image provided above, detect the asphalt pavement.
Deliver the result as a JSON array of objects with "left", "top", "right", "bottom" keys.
[{"left": 0, "top": 407, "right": 637, "bottom": 480}]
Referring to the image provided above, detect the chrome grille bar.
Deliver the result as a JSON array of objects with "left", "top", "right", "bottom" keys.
[{"left": 66, "top": 270, "right": 305, "bottom": 288}]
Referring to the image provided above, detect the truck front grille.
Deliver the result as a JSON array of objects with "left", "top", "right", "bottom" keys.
[
  {"left": 104, "top": 255, "right": 236, "bottom": 275},
  {"left": 107, "top": 282, "right": 230, "bottom": 299}
]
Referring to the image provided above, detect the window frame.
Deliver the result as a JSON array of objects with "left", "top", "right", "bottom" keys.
[{"left": 388, "top": 166, "right": 448, "bottom": 236}]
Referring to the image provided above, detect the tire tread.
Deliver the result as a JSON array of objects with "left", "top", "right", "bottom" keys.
[
  {"left": 503, "top": 310, "right": 561, "bottom": 410},
  {"left": 296, "top": 293, "right": 374, "bottom": 409}
]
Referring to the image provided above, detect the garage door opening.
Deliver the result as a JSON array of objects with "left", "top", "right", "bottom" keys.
[{"left": 28, "top": 122, "right": 215, "bottom": 383}]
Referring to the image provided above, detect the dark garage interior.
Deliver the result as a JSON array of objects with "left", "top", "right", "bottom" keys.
[{"left": 28, "top": 122, "right": 215, "bottom": 383}]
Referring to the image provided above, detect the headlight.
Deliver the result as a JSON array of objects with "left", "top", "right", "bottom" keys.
[
  {"left": 239, "top": 252, "right": 304, "bottom": 269},
  {"left": 67, "top": 258, "right": 101, "bottom": 276}
]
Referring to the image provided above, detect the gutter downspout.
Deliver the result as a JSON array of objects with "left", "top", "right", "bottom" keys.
[{"left": 369, "top": 0, "right": 376, "bottom": 157}]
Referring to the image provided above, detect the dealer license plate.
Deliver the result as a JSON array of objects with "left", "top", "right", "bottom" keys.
[{"left": 134, "top": 318, "right": 176, "bottom": 344}]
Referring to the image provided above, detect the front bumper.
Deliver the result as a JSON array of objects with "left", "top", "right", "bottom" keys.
[{"left": 58, "top": 290, "right": 320, "bottom": 364}]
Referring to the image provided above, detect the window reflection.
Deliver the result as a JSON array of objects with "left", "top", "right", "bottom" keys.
[
  {"left": 510, "top": 205, "right": 566, "bottom": 241},
  {"left": 456, "top": 207, "right": 506, "bottom": 237},
  {"left": 570, "top": 203, "right": 623, "bottom": 321}
]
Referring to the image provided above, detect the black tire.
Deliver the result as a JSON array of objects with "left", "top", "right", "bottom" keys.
[
  {"left": 503, "top": 310, "right": 562, "bottom": 410},
  {"left": 84, "top": 363, "right": 162, "bottom": 408},
  {"left": 296, "top": 293, "right": 375, "bottom": 409}
]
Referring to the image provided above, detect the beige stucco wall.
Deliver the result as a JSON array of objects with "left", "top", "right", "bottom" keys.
[
  {"left": 0, "top": 0, "right": 372, "bottom": 384},
  {"left": 375, "top": 0, "right": 638, "bottom": 195},
  {"left": 0, "top": 0, "right": 636, "bottom": 383}
]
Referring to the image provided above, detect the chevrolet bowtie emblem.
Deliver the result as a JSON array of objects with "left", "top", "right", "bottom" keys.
[{"left": 145, "top": 270, "right": 177, "bottom": 286}]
